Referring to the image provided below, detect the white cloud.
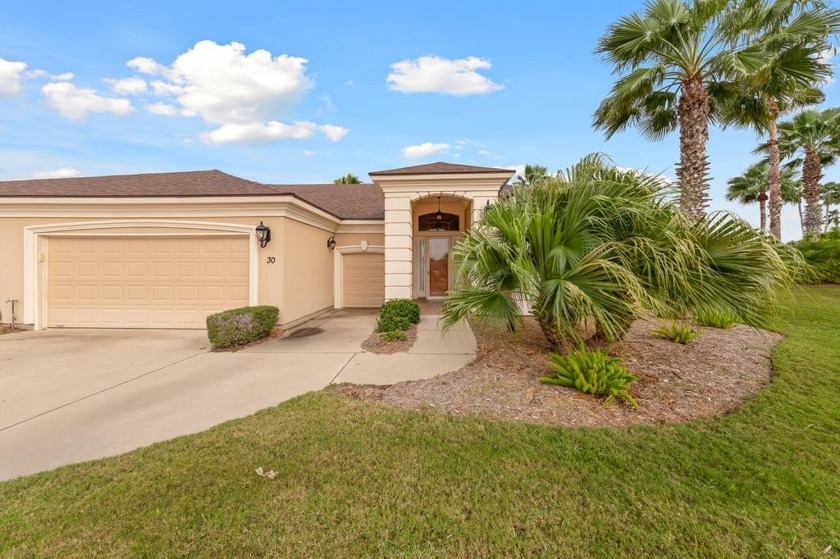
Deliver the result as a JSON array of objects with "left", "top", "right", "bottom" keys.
[
  {"left": 387, "top": 55, "right": 503, "bottom": 96},
  {"left": 501, "top": 164, "right": 526, "bottom": 181},
  {"left": 42, "top": 82, "right": 133, "bottom": 120},
  {"left": 145, "top": 102, "right": 178, "bottom": 116},
  {"left": 127, "top": 56, "right": 163, "bottom": 75},
  {"left": 402, "top": 142, "right": 450, "bottom": 158},
  {"left": 0, "top": 57, "right": 28, "bottom": 96},
  {"left": 319, "top": 124, "right": 349, "bottom": 142},
  {"left": 104, "top": 77, "right": 147, "bottom": 95},
  {"left": 32, "top": 166, "right": 81, "bottom": 179},
  {"left": 303, "top": 150, "right": 331, "bottom": 157},
  {"left": 123, "top": 40, "right": 347, "bottom": 144},
  {"left": 201, "top": 120, "right": 346, "bottom": 144}
]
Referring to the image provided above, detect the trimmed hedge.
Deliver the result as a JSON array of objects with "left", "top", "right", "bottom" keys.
[
  {"left": 206, "top": 305, "right": 279, "bottom": 348},
  {"left": 376, "top": 299, "right": 421, "bottom": 333},
  {"left": 790, "top": 228, "right": 840, "bottom": 284}
]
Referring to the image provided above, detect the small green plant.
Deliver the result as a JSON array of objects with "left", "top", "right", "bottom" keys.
[
  {"left": 381, "top": 330, "right": 407, "bottom": 343},
  {"left": 651, "top": 323, "right": 698, "bottom": 344},
  {"left": 539, "top": 345, "right": 638, "bottom": 408},
  {"left": 206, "top": 306, "right": 279, "bottom": 349},
  {"left": 376, "top": 299, "right": 421, "bottom": 332},
  {"left": 694, "top": 309, "right": 738, "bottom": 329}
]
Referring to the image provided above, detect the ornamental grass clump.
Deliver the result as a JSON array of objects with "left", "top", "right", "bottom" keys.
[
  {"left": 652, "top": 323, "right": 698, "bottom": 344},
  {"left": 539, "top": 345, "right": 638, "bottom": 408},
  {"left": 694, "top": 308, "right": 738, "bottom": 329}
]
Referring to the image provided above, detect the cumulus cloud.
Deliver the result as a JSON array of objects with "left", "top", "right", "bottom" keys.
[
  {"left": 104, "top": 76, "right": 147, "bottom": 95},
  {"left": 42, "top": 82, "right": 132, "bottom": 120},
  {"left": 32, "top": 166, "right": 81, "bottom": 179},
  {"left": 402, "top": 142, "right": 450, "bottom": 158},
  {"left": 387, "top": 55, "right": 503, "bottom": 96},
  {"left": 0, "top": 57, "right": 28, "bottom": 96},
  {"left": 201, "top": 121, "right": 347, "bottom": 144},
  {"left": 127, "top": 56, "right": 164, "bottom": 75},
  {"left": 26, "top": 69, "right": 74, "bottom": 82},
  {"left": 123, "top": 40, "right": 347, "bottom": 144},
  {"left": 145, "top": 102, "right": 179, "bottom": 116}
]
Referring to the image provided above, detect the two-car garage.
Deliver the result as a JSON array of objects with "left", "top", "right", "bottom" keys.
[{"left": 46, "top": 236, "right": 250, "bottom": 328}]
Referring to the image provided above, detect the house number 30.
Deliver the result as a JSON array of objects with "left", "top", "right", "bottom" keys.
[{"left": 266, "top": 257, "right": 276, "bottom": 264}]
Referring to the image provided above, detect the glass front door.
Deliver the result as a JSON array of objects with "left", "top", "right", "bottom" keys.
[{"left": 428, "top": 238, "right": 450, "bottom": 297}]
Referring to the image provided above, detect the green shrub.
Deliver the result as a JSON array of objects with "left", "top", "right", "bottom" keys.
[
  {"left": 790, "top": 228, "right": 840, "bottom": 283},
  {"left": 694, "top": 309, "right": 738, "bottom": 329},
  {"left": 376, "top": 299, "right": 421, "bottom": 332},
  {"left": 381, "top": 330, "right": 407, "bottom": 342},
  {"left": 539, "top": 345, "right": 638, "bottom": 408},
  {"left": 206, "top": 306, "right": 279, "bottom": 349},
  {"left": 651, "top": 323, "right": 698, "bottom": 344}
]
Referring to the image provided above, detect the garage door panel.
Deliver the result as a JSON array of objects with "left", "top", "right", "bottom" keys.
[
  {"left": 48, "top": 236, "right": 249, "bottom": 329},
  {"left": 343, "top": 253, "right": 385, "bottom": 308}
]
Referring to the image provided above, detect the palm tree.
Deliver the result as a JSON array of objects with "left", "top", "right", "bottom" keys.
[
  {"left": 716, "top": 2, "right": 839, "bottom": 240},
  {"left": 442, "top": 154, "right": 795, "bottom": 349},
  {"left": 726, "top": 162, "right": 800, "bottom": 231},
  {"left": 593, "top": 0, "right": 773, "bottom": 222},
  {"left": 513, "top": 164, "right": 549, "bottom": 187},
  {"left": 333, "top": 174, "right": 361, "bottom": 184},
  {"left": 823, "top": 181, "right": 840, "bottom": 231},
  {"left": 772, "top": 108, "right": 840, "bottom": 236}
]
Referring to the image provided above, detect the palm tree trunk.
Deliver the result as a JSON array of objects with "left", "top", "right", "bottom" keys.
[
  {"left": 676, "top": 75, "right": 711, "bottom": 222},
  {"left": 758, "top": 192, "right": 768, "bottom": 232},
  {"left": 766, "top": 101, "right": 782, "bottom": 240},
  {"left": 798, "top": 197, "right": 805, "bottom": 237},
  {"left": 535, "top": 312, "right": 562, "bottom": 350},
  {"left": 802, "top": 149, "right": 824, "bottom": 238}
]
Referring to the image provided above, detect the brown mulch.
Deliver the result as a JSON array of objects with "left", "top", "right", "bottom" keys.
[
  {"left": 0, "top": 326, "right": 23, "bottom": 336},
  {"left": 332, "top": 317, "right": 782, "bottom": 428},
  {"left": 361, "top": 325, "right": 418, "bottom": 354}
]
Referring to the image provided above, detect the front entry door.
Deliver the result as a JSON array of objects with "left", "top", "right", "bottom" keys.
[{"left": 428, "top": 238, "right": 450, "bottom": 297}]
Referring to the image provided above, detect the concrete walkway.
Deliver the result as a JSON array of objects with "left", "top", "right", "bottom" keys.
[{"left": 0, "top": 309, "right": 474, "bottom": 480}]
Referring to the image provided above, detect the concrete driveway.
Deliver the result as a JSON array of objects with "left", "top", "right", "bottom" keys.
[
  {"left": 0, "top": 312, "right": 373, "bottom": 481},
  {"left": 0, "top": 309, "right": 475, "bottom": 481}
]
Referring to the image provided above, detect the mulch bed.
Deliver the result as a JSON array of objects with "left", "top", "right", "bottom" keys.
[
  {"left": 360, "top": 325, "right": 418, "bottom": 354},
  {"left": 0, "top": 326, "right": 24, "bottom": 336},
  {"left": 333, "top": 317, "right": 782, "bottom": 428}
]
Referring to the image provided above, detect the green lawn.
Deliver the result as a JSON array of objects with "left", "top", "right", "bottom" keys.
[{"left": 1, "top": 286, "right": 839, "bottom": 558}]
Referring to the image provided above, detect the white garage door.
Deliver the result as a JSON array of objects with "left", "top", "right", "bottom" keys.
[
  {"left": 343, "top": 252, "right": 385, "bottom": 308},
  {"left": 47, "top": 236, "right": 250, "bottom": 328}
]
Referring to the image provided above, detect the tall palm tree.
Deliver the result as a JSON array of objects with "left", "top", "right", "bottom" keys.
[
  {"left": 513, "top": 164, "right": 549, "bottom": 187},
  {"left": 593, "top": 0, "right": 770, "bottom": 222},
  {"left": 771, "top": 108, "right": 840, "bottom": 236},
  {"left": 726, "top": 162, "right": 800, "bottom": 231},
  {"left": 823, "top": 181, "right": 840, "bottom": 231},
  {"left": 716, "top": 1, "right": 839, "bottom": 240},
  {"left": 333, "top": 173, "right": 361, "bottom": 184}
]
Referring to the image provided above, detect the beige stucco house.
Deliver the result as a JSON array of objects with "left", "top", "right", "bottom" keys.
[{"left": 0, "top": 162, "right": 514, "bottom": 330}]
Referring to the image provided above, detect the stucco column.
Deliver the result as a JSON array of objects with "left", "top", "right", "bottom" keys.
[
  {"left": 470, "top": 195, "right": 496, "bottom": 225},
  {"left": 384, "top": 195, "right": 413, "bottom": 300}
]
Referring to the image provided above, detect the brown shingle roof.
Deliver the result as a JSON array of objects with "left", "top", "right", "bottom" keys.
[
  {"left": 268, "top": 183, "right": 384, "bottom": 220},
  {"left": 369, "top": 162, "right": 515, "bottom": 176},
  {"left": 0, "top": 170, "right": 274, "bottom": 197},
  {"left": 0, "top": 169, "right": 386, "bottom": 220}
]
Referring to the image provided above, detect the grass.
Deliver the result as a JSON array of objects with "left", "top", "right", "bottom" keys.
[{"left": 1, "top": 286, "right": 839, "bottom": 557}]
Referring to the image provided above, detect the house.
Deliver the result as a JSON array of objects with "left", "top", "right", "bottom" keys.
[{"left": 0, "top": 162, "right": 514, "bottom": 330}]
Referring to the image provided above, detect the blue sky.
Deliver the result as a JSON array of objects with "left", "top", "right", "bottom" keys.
[{"left": 1, "top": 0, "right": 837, "bottom": 239}]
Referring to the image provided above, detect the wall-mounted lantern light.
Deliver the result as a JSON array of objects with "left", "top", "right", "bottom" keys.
[
  {"left": 255, "top": 221, "right": 271, "bottom": 248},
  {"left": 327, "top": 236, "right": 337, "bottom": 250}
]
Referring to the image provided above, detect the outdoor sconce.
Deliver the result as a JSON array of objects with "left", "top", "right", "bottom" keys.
[
  {"left": 327, "top": 236, "right": 337, "bottom": 250},
  {"left": 255, "top": 221, "right": 271, "bottom": 248}
]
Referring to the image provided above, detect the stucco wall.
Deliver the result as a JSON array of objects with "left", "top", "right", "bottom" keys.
[
  {"left": 280, "top": 218, "right": 335, "bottom": 325},
  {"left": 0, "top": 212, "right": 301, "bottom": 327}
]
